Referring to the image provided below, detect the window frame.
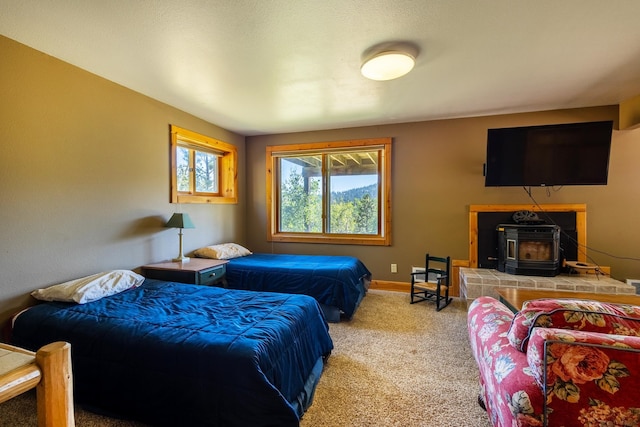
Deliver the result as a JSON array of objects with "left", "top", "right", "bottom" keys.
[
  {"left": 266, "top": 138, "right": 392, "bottom": 246},
  {"left": 170, "top": 125, "right": 237, "bottom": 204}
]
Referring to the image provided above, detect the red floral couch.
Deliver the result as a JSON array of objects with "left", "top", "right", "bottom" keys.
[{"left": 467, "top": 296, "right": 640, "bottom": 427}]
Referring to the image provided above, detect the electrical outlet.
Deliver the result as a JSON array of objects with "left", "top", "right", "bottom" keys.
[{"left": 391, "top": 263, "right": 397, "bottom": 273}]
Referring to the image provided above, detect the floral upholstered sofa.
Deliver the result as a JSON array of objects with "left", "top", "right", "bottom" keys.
[{"left": 468, "top": 296, "right": 640, "bottom": 427}]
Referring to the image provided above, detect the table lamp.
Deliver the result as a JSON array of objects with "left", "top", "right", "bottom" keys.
[{"left": 165, "top": 213, "right": 195, "bottom": 262}]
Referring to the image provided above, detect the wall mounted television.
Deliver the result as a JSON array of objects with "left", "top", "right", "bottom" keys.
[{"left": 484, "top": 120, "right": 613, "bottom": 187}]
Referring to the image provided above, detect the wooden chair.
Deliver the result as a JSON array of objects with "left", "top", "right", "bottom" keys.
[
  {"left": 410, "top": 254, "right": 452, "bottom": 311},
  {"left": 0, "top": 341, "right": 74, "bottom": 427}
]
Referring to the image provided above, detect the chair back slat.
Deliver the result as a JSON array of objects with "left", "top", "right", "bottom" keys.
[{"left": 425, "top": 253, "right": 451, "bottom": 284}]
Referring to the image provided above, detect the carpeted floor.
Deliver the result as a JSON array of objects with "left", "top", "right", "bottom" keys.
[
  {"left": 300, "top": 290, "right": 491, "bottom": 427},
  {"left": 0, "top": 290, "right": 491, "bottom": 426}
]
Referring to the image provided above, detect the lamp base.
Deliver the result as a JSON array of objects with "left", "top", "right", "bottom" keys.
[{"left": 172, "top": 256, "right": 190, "bottom": 263}]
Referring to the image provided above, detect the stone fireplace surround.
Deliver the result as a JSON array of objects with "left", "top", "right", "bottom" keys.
[
  {"left": 461, "top": 204, "right": 637, "bottom": 302},
  {"left": 459, "top": 267, "right": 635, "bottom": 303}
]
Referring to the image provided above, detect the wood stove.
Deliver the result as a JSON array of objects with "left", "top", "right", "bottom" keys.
[{"left": 497, "top": 224, "right": 561, "bottom": 277}]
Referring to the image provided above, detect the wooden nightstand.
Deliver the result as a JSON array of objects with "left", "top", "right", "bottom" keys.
[{"left": 141, "top": 258, "right": 228, "bottom": 287}]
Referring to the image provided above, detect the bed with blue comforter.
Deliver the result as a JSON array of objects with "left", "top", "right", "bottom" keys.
[
  {"left": 11, "top": 279, "right": 333, "bottom": 427},
  {"left": 224, "top": 254, "right": 371, "bottom": 321}
]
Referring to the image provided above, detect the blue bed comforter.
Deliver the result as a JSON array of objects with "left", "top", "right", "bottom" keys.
[
  {"left": 225, "top": 254, "right": 371, "bottom": 319},
  {"left": 12, "top": 280, "right": 333, "bottom": 427}
]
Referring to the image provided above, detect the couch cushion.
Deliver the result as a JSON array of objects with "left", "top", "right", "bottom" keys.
[
  {"left": 507, "top": 298, "right": 640, "bottom": 352},
  {"left": 526, "top": 327, "right": 640, "bottom": 390},
  {"left": 526, "top": 327, "right": 640, "bottom": 427}
]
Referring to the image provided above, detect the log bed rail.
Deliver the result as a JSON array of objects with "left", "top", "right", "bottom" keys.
[{"left": 0, "top": 341, "right": 74, "bottom": 427}]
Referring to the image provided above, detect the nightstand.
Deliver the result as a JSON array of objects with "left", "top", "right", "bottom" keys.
[{"left": 141, "top": 258, "right": 228, "bottom": 287}]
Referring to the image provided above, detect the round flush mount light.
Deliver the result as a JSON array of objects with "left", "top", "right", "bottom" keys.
[{"left": 360, "top": 42, "right": 419, "bottom": 81}]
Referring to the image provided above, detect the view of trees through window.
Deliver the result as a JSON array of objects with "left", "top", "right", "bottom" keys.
[
  {"left": 278, "top": 151, "right": 379, "bottom": 234},
  {"left": 176, "top": 146, "right": 218, "bottom": 194},
  {"left": 267, "top": 138, "right": 390, "bottom": 245},
  {"left": 170, "top": 124, "right": 237, "bottom": 204}
]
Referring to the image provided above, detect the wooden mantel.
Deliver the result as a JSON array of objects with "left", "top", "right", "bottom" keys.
[{"left": 468, "top": 203, "right": 587, "bottom": 267}]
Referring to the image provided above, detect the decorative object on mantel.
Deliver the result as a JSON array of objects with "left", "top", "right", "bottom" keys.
[
  {"left": 511, "top": 210, "right": 544, "bottom": 224},
  {"left": 165, "top": 213, "right": 195, "bottom": 262}
]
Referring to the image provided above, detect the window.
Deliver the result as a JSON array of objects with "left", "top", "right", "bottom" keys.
[
  {"left": 170, "top": 125, "right": 237, "bottom": 204},
  {"left": 267, "top": 138, "right": 392, "bottom": 245}
]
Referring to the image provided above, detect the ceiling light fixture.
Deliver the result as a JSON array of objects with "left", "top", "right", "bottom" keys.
[{"left": 361, "top": 42, "right": 419, "bottom": 81}]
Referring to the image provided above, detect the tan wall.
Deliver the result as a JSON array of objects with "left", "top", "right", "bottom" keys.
[
  {"left": 246, "top": 108, "right": 640, "bottom": 285},
  {"left": 0, "top": 36, "right": 246, "bottom": 323}
]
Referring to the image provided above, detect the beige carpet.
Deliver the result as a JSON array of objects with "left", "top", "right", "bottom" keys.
[
  {"left": 0, "top": 290, "right": 491, "bottom": 426},
  {"left": 300, "top": 291, "right": 491, "bottom": 427}
]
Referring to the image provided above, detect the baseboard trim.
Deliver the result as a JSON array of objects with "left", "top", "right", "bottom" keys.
[{"left": 370, "top": 280, "right": 410, "bottom": 293}]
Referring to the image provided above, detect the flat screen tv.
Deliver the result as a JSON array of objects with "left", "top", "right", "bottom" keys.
[{"left": 484, "top": 121, "right": 613, "bottom": 187}]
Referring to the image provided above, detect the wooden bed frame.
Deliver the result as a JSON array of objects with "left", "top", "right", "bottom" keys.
[{"left": 0, "top": 341, "right": 74, "bottom": 426}]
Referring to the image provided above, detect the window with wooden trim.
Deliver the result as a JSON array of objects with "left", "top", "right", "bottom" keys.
[
  {"left": 267, "top": 138, "right": 392, "bottom": 245},
  {"left": 170, "top": 125, "right": 237, "bottom": 204}
]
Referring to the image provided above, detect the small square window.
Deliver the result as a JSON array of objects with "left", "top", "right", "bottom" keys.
[{"left": 170, "top": 125, "right": 237, "bottom": 204}]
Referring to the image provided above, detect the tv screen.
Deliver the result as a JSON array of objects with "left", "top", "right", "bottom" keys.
[{"left": 484, "top": 121, "right": 613, "bottom": 187}]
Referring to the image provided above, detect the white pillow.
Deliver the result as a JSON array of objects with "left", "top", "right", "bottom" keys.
[
  {"left": 31, "top": 270, "right": 145, "bottom": 304},
  {"left": 194, "top": 243, "right": 252, "bottom": 260}
]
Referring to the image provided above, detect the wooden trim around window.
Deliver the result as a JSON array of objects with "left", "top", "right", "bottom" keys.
[
  {"left": 170, "top": 125, "right": 238, "bottom": 204},
  {"left": 266, "top": 138, "right": 392, "bottom": 246}
]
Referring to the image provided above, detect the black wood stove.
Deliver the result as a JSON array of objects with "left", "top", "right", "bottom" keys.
[{"left": 496, "top": 212, "right": 561, "bottom": 277}]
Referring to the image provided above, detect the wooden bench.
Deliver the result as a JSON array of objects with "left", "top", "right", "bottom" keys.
[{"left": 0, "top": 341, "right": 74, "bottom": 426}]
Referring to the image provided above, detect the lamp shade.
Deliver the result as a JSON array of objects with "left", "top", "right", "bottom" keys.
[{"left": 165, "top": 213, "right": 195, "bottom": 229}]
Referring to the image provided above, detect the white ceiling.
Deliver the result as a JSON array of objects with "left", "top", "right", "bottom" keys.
[{"left": 2, "top": 1, "right": 640, "bottom": 136}]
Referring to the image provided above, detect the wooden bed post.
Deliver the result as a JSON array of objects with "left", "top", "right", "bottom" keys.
[{"left": 35, "top": 341, "right": 75, "bottom": 427}]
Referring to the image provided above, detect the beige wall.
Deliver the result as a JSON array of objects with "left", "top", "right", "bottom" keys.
[
  {"left": 246, "top": 108, "right": 640, "bottom": 284},
  {"left": 0, "top": 36, "right": 246, "bottom": 323}
]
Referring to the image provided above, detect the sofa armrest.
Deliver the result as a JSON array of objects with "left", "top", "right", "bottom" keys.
[
  {"left": 468, "top": 297, "right": 547, "bottom": 426},
  {"left": 526, "top": 327, "right": 640, "bottom": 426}
]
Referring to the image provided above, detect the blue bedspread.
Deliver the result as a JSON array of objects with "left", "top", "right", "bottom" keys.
[
  {"left": 225, "top": 254, "right": 372, "bottom": 319},
  {"left": 12, "top": 280, "right": 334, "bottom": 427}
]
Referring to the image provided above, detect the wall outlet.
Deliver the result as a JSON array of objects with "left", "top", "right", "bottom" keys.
[{"left": 391, "top": 263, "right": 397, "bottom": 273}]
